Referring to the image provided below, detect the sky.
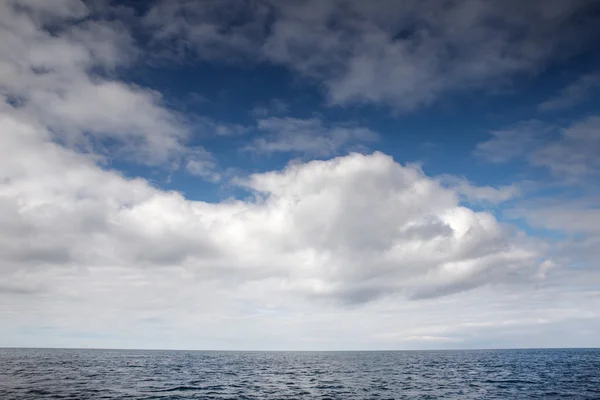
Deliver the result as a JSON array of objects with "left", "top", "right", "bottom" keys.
[{"left": 1, "top": 0, "right": 600, "bottom": 351}]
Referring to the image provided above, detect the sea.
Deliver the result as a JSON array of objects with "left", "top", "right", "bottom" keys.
[{"left": 1, "top": 348, "right": 599, "bottom": 399}]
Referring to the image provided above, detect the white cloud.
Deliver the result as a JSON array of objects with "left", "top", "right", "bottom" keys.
[
  {"left": 247, "top": 117, "right": 378, "bottom": 156},
  {"left": 0, "top": 106, "right": 548, "bottom": 304},
  {"left": 0, "top": 0, "right": 204, "bottom": 167}
]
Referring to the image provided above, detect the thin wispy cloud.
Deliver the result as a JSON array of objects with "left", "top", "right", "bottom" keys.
[
  {"left": 247, "top": 117, "right": 379, "bottom": 157},
  {"left": 539, "top": 74, "right": 600, "bottom": 111}
]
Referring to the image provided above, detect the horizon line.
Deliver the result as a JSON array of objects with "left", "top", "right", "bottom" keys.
[{"left": 2, "top": 346, "right": 598, "bottom": 352}]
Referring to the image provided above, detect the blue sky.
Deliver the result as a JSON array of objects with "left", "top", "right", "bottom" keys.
[
  {"left": 125, "top": 43, "right": 600, "bottom": 197},
  {"left": 1, "top": 0, "right": 600, "bottom": 350}
]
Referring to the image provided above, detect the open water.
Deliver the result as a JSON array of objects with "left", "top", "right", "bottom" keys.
[{"left": 1, "top": 348, "right": 599, "bottom": 399}]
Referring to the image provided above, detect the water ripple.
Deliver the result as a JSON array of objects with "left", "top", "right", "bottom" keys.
[{"left": 0, "top": 348, "right": 599, "bottom": 399}]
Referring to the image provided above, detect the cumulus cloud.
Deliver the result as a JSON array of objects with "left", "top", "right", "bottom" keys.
[
  {"left": 246, "top": 117, "right": 378, "bottom": 156},
  {"left": 0, "top": 0, "right": 213, "bottom": 168},
  {"left": 0, "top": 106, "right": 548, "bottom": 305},
  {"left": 143, "top": 0, "right": 600, "bottom": 111},
  {"left": 0, "top": 81, "right": 558, "bottom": 345},
  {"left": 240, "top": 152, "right": 545, "bottom": 303}
]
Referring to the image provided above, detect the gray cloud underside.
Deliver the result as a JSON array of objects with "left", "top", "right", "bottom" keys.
[{"left": 145, "top": 0, "right": 600, "bottom": 111}]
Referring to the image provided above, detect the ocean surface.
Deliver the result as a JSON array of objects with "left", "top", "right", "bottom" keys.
[{"left": 0, "top": 348, "right": 599, "bottom": 399}]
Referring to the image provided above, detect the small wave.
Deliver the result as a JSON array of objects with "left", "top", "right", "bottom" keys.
[
  {"left": 484, "top": 379, "right": 537, "bottom": 385},
  {"left": 152, "top": 385, "right": 201, "bottom": 392}
]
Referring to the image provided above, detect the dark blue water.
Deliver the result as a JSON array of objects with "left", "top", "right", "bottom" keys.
[{"left": 1, "top": 348, "right": 599, "bottom": 399}]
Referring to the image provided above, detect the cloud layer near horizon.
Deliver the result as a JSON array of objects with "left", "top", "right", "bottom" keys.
[{"left": 4, "top": 119, "right": 593, "bottom": 349}]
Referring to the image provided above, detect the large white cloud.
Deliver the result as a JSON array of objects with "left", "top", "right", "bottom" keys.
[
  {"left": 1, "top": 108, "right": 561, "bottom": 347},
  {"left": 0, "top": 110, "right": 547, "bottom": 301}
]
